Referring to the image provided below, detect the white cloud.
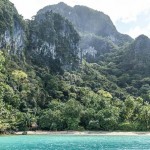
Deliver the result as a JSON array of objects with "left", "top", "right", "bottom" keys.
[
  {"left": 128, "top": 26, "right": 145, "bottom": 38},
  {"left": 128, "top": 24, "right": 150, "bottom": 38},
  {"left": 9, "top": 0, "right": 150, "bottom": 38}
]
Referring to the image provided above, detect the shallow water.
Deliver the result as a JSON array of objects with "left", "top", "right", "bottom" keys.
[{"left": 0, "top": 135, "right": 150, "bottom": 150}]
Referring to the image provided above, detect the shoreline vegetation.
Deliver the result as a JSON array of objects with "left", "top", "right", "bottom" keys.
[{"left": 14, "top": 131, "right": 150, "bottom": 136}]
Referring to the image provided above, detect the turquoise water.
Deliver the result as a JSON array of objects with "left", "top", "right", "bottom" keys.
[{"left": 0, "top": 135, "right": 150, "bottom": 150}]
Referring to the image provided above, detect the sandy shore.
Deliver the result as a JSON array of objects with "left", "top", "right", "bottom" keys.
[{"left": 15, "top": 131, "right": 150, "bottom": 136}]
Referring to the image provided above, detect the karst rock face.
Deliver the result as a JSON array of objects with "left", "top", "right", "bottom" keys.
[
  {"left": 28, "top": 12, "right": 80, "bottom": 71},
  {"left": 0, "top": 0, "right": 26, "bottom": 56},
  {"left": 37, "top": 2, "right": 133, "bottom": 62},
  {"left": 2, "top": 0, "right": 150, "bottom": 74},
  {"left": 0, "top": 0, "right": 80, "bottom": 71}
]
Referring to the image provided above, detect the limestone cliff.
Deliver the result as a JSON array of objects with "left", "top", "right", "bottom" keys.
[
  {"left": 0, "top": 0, "right": 26, "bottom": 56},
  {"left": 28, "top": 12, "right": 80, "bottom": 71},
  {"left": 38, "top": 2, "right": 133, "bottom": 62}
]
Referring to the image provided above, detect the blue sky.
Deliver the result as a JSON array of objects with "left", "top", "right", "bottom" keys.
[{"left": 10, "top": 0, "right": 150, "bottom": 39}]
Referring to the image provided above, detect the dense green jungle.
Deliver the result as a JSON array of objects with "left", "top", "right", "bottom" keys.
[{"left": 0, "top": 0, "right": 150, "bottom": 133}]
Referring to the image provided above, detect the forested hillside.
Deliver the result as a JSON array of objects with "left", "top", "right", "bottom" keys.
[{"left": 0, "top": 0, "right": 150, "bottom": 133}]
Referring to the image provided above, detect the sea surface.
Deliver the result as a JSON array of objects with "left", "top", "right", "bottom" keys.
[{"left": 0, "top": 135, "right": 150, "bottom": 150}]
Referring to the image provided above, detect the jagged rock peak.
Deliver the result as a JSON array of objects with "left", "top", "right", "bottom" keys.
[
  {"left": 133, "top": 34, "right": 150, "bottom": 51},
  {"left": 135, "top": 34, "right": 149, "bottom": 42},
  {"left": 37, "top": 2, "right": 132, "bottom": 47}
]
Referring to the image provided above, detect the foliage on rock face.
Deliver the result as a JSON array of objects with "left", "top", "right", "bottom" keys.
[
  {"left": 100, "top": 35, "right": 150, "bottom": 103},
  {"left": 0, "top": 0, "right": 25, "bottom": 34},
  {"left": 28, "top": 12, "right": 80, "bottom": 72},
  {"left": 0, "top": 51, "right": 5, "bottom": 71}
]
